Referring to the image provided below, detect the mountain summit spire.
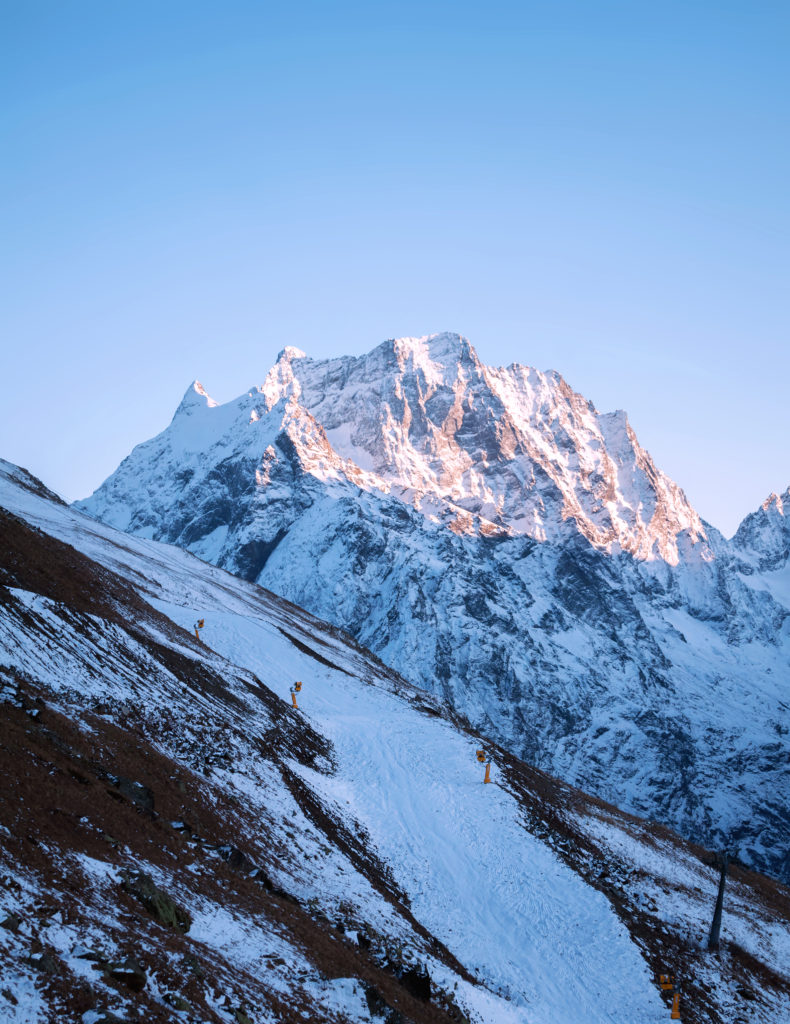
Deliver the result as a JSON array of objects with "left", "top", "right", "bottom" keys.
[{"left": 172, "top": 379, "right": 218, "bottom": 420}]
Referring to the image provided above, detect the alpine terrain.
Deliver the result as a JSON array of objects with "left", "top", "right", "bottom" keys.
[
  {"left": 2, "top": 458, "right": 789, "bottom": 1024},
  {"left": 76, "top": 334, "right": 790, "bottom": 886}
]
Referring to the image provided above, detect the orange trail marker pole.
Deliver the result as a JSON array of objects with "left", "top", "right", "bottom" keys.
[
  {"left": 290, "top": 688, "right": 299, "bottom": 709},
  {"left": 671, "top": 992, "right": 681, "bottom": 1020},
  {"left": 484, "top": 761, "right": 492, "bottom": 784}
]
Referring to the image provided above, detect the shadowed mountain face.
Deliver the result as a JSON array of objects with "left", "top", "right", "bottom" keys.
[{"left": 76, "top": 334, "right": 790, "bottom": 882}]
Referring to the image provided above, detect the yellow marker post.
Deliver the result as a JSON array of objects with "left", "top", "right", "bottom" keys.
[
  {"left": 671, "top": 993, "right": 681, "bottom": 1020},
  {"left": 194, "top": 618, "right": 205, "bottom": 641},
  {"left": 290, "top": 685, "right": 299, "bottom": 709},
  {"left": 484, "top": 761, "right": 492, "bottom": 784}
]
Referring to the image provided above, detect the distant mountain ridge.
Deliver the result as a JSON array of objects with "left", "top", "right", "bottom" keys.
[{"left": 77, "top": 333, "right": 790, "bottom": 882}]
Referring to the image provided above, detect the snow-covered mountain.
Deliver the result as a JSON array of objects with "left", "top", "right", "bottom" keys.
[
  {"left": 76, "top": 334, "right": 790, "bottom": 884},
  {"left": 3, "top": 458, "right": 790, "bottom": 1024},
  {"left": 84, "top": 334, "right": 709, "bottom": 564},
  {"left": 733, "top": 489, "right": 790, "bottom": 572}
]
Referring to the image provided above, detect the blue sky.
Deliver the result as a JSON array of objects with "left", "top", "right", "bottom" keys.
[{"left": 2, "top": 1, "right": 788, "bottom": 535}]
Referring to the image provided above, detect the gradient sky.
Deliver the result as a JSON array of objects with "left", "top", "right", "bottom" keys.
[{"left": 2, "top": 1, "right": 788, "bottom": 536}]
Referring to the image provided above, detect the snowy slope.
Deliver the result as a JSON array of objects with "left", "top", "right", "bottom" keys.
[
  {"left": 74, "top": 336, "right": 790, "bottom": 884},
  {"left": 3, "top": 458, "right": 790, "bottom": 1024}
]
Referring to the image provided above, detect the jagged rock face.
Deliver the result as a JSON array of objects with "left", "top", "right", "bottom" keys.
[
  {"left": 260, "top": 334, "right": 709, "bottom": 563},
  {"left": 77, "top": 333, "right": 790, "bottom": 882},
  {"left": 733, "top": 489, "right": 790, "bottom": 571}
]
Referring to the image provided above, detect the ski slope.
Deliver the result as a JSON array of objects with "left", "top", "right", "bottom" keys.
[{"left": 153, "top": 600, "right": 666, "bottom": 1023}]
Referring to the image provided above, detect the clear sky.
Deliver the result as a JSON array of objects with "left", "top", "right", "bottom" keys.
[{"left": 2, "top": 1, "right": 788, "bottom": 536}]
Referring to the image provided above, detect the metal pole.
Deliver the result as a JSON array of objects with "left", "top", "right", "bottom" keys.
[{"left": 707, "top": 851, "right": 729, "bottom": 950}]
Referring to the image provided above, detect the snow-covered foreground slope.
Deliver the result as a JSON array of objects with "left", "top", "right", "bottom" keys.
[
  {"left": 75, "top": 335, "right": 790, "bottom": 884},
  {"left": 3, "top": 458, "right": 790, "bottom": 1024}
]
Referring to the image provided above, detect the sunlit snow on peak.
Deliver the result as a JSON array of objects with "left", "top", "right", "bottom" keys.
[
  {"left": 192, "top": 380, "right": 217, "bottom": 405},
  {"left": 277, "top": 345, "right": 308, "bottom": 361}
]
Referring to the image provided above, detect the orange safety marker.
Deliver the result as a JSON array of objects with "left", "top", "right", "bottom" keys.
[
  {"left": 194, "top": 618, "right": 205, "bottom": 641},
  {"left": 476, "top": 749, "right": 493, "bottom": 783},
  {"left": 290, "top": 684, "right": 299, "bottom": 709},
  {"left": 671, "top": 993, "right": 681, "bottom": 1020}
]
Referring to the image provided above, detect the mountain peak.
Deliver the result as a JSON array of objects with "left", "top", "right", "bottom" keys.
[
  {"left": 277, "top": 345, "right": 307, "bottom": 362},
  {"left": 84, "top": 333, "right": 712, "bottom": 564},
  {"left": 762, "top": 491, "right": 786, "bottom": 515},
  {"left": 393, "top": 331, "right": 476, "bottom": 363},
  {"left": 172, "top": 380, "right": 218, "bottom": 420},
  {"left": 733, "top": 486, "right": 790, "bottom": 569}
]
